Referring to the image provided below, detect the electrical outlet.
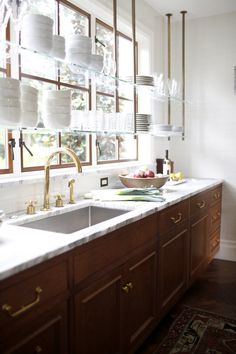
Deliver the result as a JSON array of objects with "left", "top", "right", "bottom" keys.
[{"left": 100, "top": 177, "right": 108, "bottom": 187}]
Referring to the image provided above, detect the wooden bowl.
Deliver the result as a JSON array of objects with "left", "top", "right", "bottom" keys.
[{"left": 119, "top": 174, "right": 169, "bottom": 189}]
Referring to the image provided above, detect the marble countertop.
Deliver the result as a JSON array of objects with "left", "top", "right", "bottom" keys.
[{"left": 0, "top": 178, "right": 222, "bottom": 281}]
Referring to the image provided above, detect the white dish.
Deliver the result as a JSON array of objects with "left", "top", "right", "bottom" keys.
[
  {"left": 21, "top": 37, "right": 53, "bottom": 53},
  {"left": 23, "top": 14, "right": 54, "bottom": 27},
  {"left": 50, "top": 48, "right": 65, "bottom": 59},
  {"left": 0, "top": 97, "right": 20, "bottom": 107},
  {"left": 154, "top": 124, "right": 173, "bottom": 131},
  {"left": 0, "top": 78, "right": 20, "bottom": 89},
  {"left": 20, "top": 84, "right": 38, "bottom": 96},
  {"left": 0, "top": 106, "right": 21, "bottom": 126},
  {"left": 89, "top": 54, "right": 104, "bottom": 72},
  {"left": 43, "top": 89, "right": 72, "bottom": 99},
  {"left": 67, "top": 34, "right": 91, "bottom": 43},
  {"left": 21, "top": 26, "right": 53, "bottom": 39},
  {"left": 20, "top": 111, "right": 38, "bottom": 127},
  {"left": 43, "top": 105, "right": 71, "bottom": 114},
  {"left": 21, "top": 100, "right": 38, "bottom": 111},
  {"left": 43, "top": 113, "right": 71, "bottom": 129},
  {"left": 67, "top": 52, "right": 91, "bottom": 67},
  {"left": 0, "top": 87, "right": 20, "bottom": 98},
  {"left": 42, "top": 97, "right": 71, "bottom": 106}
]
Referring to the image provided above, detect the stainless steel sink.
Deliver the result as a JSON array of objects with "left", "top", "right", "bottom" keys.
[{"left": 20, "top": 206, "right": 128, "bottom": 234}]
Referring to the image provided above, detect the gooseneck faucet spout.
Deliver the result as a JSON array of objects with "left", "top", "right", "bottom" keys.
[{"left": 42, "top": 147, "right": 82, "bottom": 211}]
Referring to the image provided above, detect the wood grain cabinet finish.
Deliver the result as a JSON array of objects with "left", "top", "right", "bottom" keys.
[{"left": 208, "top": 185, "right": 222, "bottom": 262}]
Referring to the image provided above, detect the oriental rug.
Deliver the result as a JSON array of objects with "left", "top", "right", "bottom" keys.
[{"left": 155, "top": 306, "right": 236, "bottom": 354}]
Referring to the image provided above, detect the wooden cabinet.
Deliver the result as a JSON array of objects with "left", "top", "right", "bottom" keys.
[
  {"left": 208, "top": 185, "right": 222, "bottom": 262},
  {"left": 158, "top": 200, "right": 189, "bottom": 319},
  {"left": 0, "top": 258, "right": 69, "bottom": 354},
  {"left": 189, "top": 190, "right": 209, "bottom": 285}
]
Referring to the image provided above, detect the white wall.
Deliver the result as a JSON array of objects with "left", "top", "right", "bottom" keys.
[{"left": 166, "top": 12, "right": 236, "bottom": 260}]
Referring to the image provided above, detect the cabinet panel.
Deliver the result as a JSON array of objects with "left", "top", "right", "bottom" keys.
[
  {"left": 123, "top": 249, "right": 157, "bottom": 352},
  {"left": 209, "top": 185, "right": 222, "bottom": 206},
  {"left": 75, "top": 270, "right": 123, "bottom": 354},
  {"left": 159, "top": 226, "right": 188, "bottom": 317},
  {"left": 0, "top": 302, "right": 68, "bottom": 354},
  {"left": 159, "top": 200, "right": 189, "bottom": 235},
  {"left": 190, "top": 191, "right": 209, "bottom": 217},
  {"left": 208, "top": 228, "right": 220, "bottom": 262},
  {"left": 189, "top": 214, "right": 208, "bottom": 284}
]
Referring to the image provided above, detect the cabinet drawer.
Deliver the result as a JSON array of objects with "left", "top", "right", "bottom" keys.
[
  {"left": 190, "top": 191, "right": 209, "bottom": 217},
  {"left": 209, "top": 202, "right": 221, "bottom": 234},
  {"left": 209, "top": 185, "right": 222, "bottom": 206},
  {"left": 0, "top": 262, "right": 68, "bottom": 327},
  {"left": 74, "top": 213, "right": 157, "bottom": 285},
  {"left": 209, "top": 228, "right": 220, "bottom": 260},
  {"left": 159, "top": 200, "right": 189, "bottom": 235}
]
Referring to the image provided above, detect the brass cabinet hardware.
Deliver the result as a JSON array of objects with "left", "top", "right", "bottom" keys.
[
  {"left": 35, "top": 346, "right": 43, "bottom": 353},
  {"left": 122, "top": 285, "right": 129, "bottom": 294},
  {"left": 2, "top": 286, "right": 42, "bottom": 318},
  {"left": 213, "top": 192, "right": 220, "bottom": 200},
  {"left": 170, "top": 212, "right": 182, "bottom": 224},
  {"left": 212, "top": 212, "right": 221, "bottom": 222},
  {"left": 68, "top": 178, "right": 76, "bottom": 204},
  {"left": 196, "top": 200, "right": 206, "bottom": 209},
  {"left": 25, "top": 200, "right": 37, "bottom": 215},
  {"left": 127, "top": 282, "right": 133, "bottom": 291},
  {"left": 54, "top": 194, "right": 65, "bottom": 208}
]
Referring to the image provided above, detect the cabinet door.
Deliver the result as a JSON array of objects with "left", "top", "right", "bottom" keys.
[
  {"left": 189, "top": 214, "right": 208, "bottom": 284},
  {"left": 122, "top": 248, "right": 157, "bottom": 353},
  {"left": 75, "top": 269, "right": 123, "bottom": 354},
  {"left": 1, "top": 302, "right": 68, "bottom": 354},
  {"left": 159, "top": 226, "right": 188, "bottom": 318}
]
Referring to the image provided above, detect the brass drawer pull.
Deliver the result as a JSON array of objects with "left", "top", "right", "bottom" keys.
[
  {"left": 170, "top": 213, "right": 182, "bottom": 224},
  {"left": 212, "top": 212, "right": 220, "bottom": 222},
  {"left": 214, "top": 192, "right": 220, "bottom": 200},
  {"left": 196, "top": 200, "right": 206, "bottom": 209},
  {"left": 2, "top": 286, "right": 42, "bottom": 318},
  {"left": 127, "top": 282, "right": 133, "bottom": 291},
  {"left": 122, "top": 285, "right": 129, "bottom": 294},
  {"left": 35, "top": 346, "right": 43, "bottom": 353}
]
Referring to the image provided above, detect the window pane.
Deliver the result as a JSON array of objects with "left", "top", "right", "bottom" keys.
[
  {"left": 61, "top": 132, "right": 90, "bottom": 163},
  {"left": 21, "top": 52, "right": 57, "bottom": 81},
  {"left": 118, "top": 35, "right": 133, "bottom": 99},
  {"left": 97, "top": 134, "right": 117, "bottom": 162},
  {"left": 0, "top": 129, "right": 8, "bottom": 169},
  {"left": 96, "top": 94, "right": 115, "bottom": 113},
  {"left": 119, "top": 98, "right": 133, "bottom": 113},
  {"left": 118, "top": 135, "right": 137, "bottom": 160},
  {"left": 21, "top": 130, "right": 58, "bottom": 168},
  {"left": 59, "top": 3, "right": 89, "bottom": 37}
]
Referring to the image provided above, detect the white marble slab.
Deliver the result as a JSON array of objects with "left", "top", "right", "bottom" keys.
[{"left": 0, "top": 178, "right": 222, "bottom": 281}]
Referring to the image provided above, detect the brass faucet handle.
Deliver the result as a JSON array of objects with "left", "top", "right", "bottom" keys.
[
  {"left": 25, "top": 200, "right": 37, "bottom": 215},
  {"left": 68, "top": 178, "right": 76, "bottom": 204},
  {"left": 54, "top": 194, "right": 65, "bottom": 208},
  {"left": 68, "top": 178, "right": 75, "bottom": 187}
]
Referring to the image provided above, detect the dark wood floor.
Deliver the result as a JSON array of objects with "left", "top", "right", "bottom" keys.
[{"left": 136, "top": 259, "right": 236, "bottom": 354}]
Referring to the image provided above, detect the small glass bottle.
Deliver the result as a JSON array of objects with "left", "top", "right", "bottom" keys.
[{"left": 163, "top": 150, "right": 171, "bottom": 175}]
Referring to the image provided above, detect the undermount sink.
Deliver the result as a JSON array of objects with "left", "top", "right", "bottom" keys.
[{"left": 20, "top": 206, "right": 128, "bottom": 234}]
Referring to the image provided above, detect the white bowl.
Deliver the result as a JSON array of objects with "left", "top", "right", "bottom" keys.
[
  {"left": 20, "top": 111, "right": 38, "bottom": 127},
  {"left": 21, "top": 25, "right": 53, "bottom": 39},
  {"left": 53, "top": 35, "right": 65, "bottom": 45},
  {"left": 0, "top": 78, "right": 20, "bottom": 89},
  {"left": 155, "top": 124, "right": 173, "bottom": 131},
  {"left": 21, "top": 100, "right": 38, "bottom": 111},
  {"left": 89, "top": 54, "right": 104, "bottom": 72},
  {"left": 0, "top": 87, "right": 20, "bottom": 98},
  {"left": 43, "top": 113, "right": 71, "bottom": 129},
  {"left": 42, "top": 97, "right": 71, "bottom": 106},
  {"left": 67, "top": 53, "right": 91, "bottom": 68},
  {"left": 0, "top": 97, "right": 20, "bottom": 107},
  {"left": 43, "top": 89, "right": 72, "bottom": 99},
  {"left": 50, "top": 48, "right": 65, "bottom": 59},
  {"left": 20, "top": 84, "right": 38, "bottom": 96},
  {"left": 23, "top": 14, "right": 54, "bottom": 27},
  {"left": 43, "top": 105, "right": 71, "bottom": 114},
  {"left": 21, "top": 36, "right": 53, "bottom": 53},
  {"left": 67, "top": 34, "right": 91, "bottom": 43},
  {"left": 0, "top": 106, "right": 21, "bottom": 126}
]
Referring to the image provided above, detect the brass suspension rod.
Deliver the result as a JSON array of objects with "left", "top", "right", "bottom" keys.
[
  {"left": 181, "top": 10, "right": 187, "bottom": 140},
  {"left": 113, "top": 0, "right": 119, "bottom": 112},
  {"left": 166, "top": 13, "right": 172, "bottom": 126},
  {"left": 132, "top": 0, "right": 137, "bottom": 134}
]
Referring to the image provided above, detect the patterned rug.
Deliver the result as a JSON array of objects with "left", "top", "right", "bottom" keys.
[{"left": 156, "top": 306, "right": 236, "bottom": 354}]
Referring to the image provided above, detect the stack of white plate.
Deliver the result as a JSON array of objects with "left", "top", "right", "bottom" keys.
[
  {"left": 20, "top": 84, "right": 38, "bottom": 127},
  {"left": 66, "top": 34, "right": 92, "bottom": 68},
  {"left": 125, "top": 75, "right": 154, "bottom": 86},
  {"left": 0, "top": 78, "right": 21, "bottom": 126},
  {"left": 50, "top": 35, "right": 65, "bottom": 59},
  {"left": 89, "top": 54, "right": 104, "bottom": 73},
  {"left": 136, "top": 113, "right": 151, "bottom": 132},
  {"left": 21, "top": 14, "right": 54, "bottom": 54},
  {"left": 42, "top": 90, "right": 71, "bottom": 129}
]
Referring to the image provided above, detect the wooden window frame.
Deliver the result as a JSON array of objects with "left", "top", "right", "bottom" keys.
[
  {"left": 95, "top": 18, "right": 138, "bottom": 165},
  {"left": 19, "top": 0, "right": 92, "bottom": 172}
]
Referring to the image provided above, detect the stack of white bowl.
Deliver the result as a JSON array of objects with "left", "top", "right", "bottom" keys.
[
  {"left": 42, "top": 90, "right": 71, "bottom": 129},
  {"left": 21, "top": 14, "right": 54, "bottom": 54},
  {"left": 0, "top": 78, "right": 21, "bottom": 127},
  {"left": 50, "top": 35, "right": 66, "bottom": 59},
  {"left": 20, "top": 84, "right": 38, "bottom": 127},
  {"left": 89, "top": 54, "right": 104, "bottom": 73},
  {"left": 66, "top": 34, "right": 92, "bottom": 70}
]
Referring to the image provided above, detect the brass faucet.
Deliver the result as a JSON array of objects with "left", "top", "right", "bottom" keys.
[{"left": 42, "top": 147, "right": 82, "bottom": 211}]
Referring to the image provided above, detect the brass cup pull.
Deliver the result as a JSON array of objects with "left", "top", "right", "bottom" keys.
[
  {"left": 35, "top": 346, "right": 43, "bottom": 353},
  {"left": 196, "top": 200, "right": 206, "bottom": 209},
  {"left": 214, "top": 192, "right": 220, "bottom": 200},
  {"left": 212, "top": 212, "right": 220, "bottom": 222},
  {"left": 122, "top": 285, "right": 129, "bottom": 294},
  {"left": 127, "top": 282, "right": 133, "bottom": 291},
  {"left": 2, "top": 286, "right": 42, "bottom": 318},
  {"left": 170, "top": 212, "right": 182, "bottom": 224}
]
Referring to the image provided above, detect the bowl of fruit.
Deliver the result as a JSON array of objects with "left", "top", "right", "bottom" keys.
[{"left": 119, "top": 169, "right": 169, "bottom": 189}]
